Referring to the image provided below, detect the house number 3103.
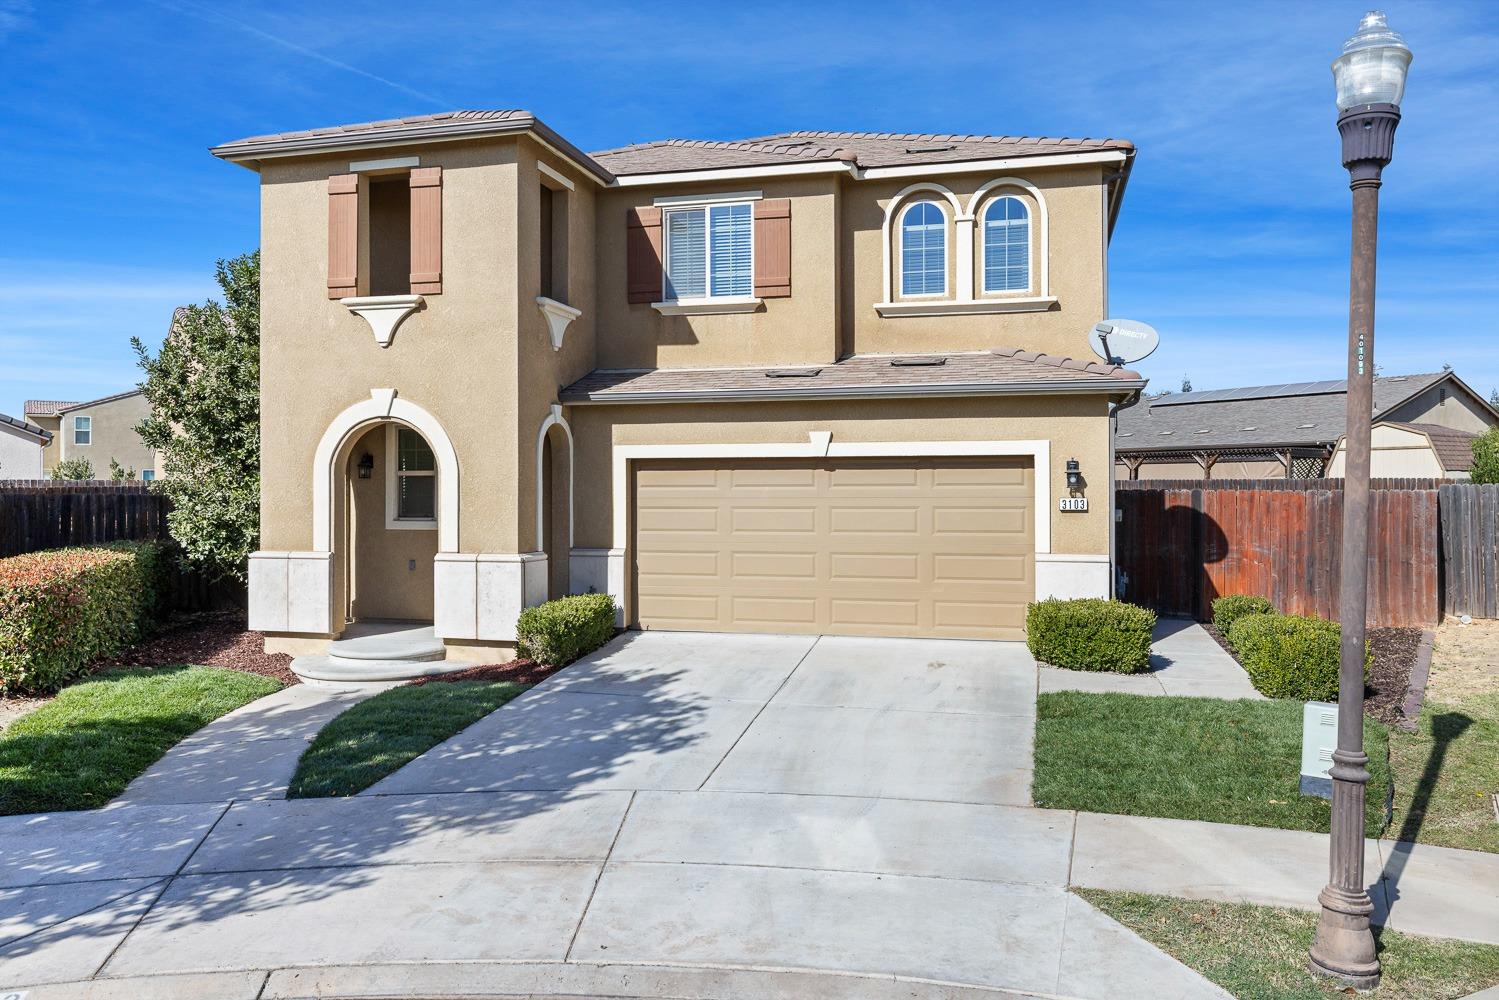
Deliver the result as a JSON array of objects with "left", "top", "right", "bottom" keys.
[{"left": 1058, "top": 497, "right": 1089, "bottom": 512}]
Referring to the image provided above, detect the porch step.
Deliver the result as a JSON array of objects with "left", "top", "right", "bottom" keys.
[{"left": 291, "top": 621, "right": 461, "bottom": 686}]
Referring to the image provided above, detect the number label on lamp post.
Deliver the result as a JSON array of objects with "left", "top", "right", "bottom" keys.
[{"left": 1059, "top": 497, "right": 1089, "bottom": 512}]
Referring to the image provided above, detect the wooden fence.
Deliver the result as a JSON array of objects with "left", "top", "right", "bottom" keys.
[
  {"left": 1440, "top": 483, "right": 1499, "bottom": 619},
  {"left": 1116, "top": 486, "right": 1441, "bottom": 626},
  {"left": 0, "top": 481, "right": 243, "bottom": 610},
  {"left": 1118, "top": 478, "right": 1443, "bottom": 491}
]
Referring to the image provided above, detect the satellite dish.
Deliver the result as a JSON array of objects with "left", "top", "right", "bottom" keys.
[{"left": 1088, "top": 319, "right": 1159, "bottom": 365}]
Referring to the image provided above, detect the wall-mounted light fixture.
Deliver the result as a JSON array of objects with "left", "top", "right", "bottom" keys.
[
  {"left": 357, "top": 453, "right": 374, "bottom": 479},
  {"left": 1065, "top": 458, "right": 1084, "bottom": 494}
]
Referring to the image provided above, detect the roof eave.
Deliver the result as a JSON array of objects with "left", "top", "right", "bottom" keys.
[{"left": 562, "top": 379, "right": 1145, "bottom": 406}]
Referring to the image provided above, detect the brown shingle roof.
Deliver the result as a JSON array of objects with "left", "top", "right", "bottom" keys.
[
  {"left": 23, "top": 399, "right": 79, "bottom": 416},
  {"left": 561, "top": 348, "right": 1142, "bottom": 404}
]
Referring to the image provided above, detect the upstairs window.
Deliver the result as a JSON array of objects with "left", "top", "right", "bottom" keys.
[
  {"left": 664, "top": 202, "right": 753, "bottom": 300},
  {"left": 982, "top": 196, "right": 1030, "bottom": 293},
  {"left": 72, "top": 415, "right": 91, "bottom": 445},
  {"left": 327, "top": 166, "right": 442, "bottom": 300},
  {"left": 899, "top": 201, "right": 946, "bottom": 296}
]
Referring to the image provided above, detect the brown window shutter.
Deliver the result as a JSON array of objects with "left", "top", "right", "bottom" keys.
[
  {"left": 753, "top": 199, "right": 791, "bottom": 298},
  {"left": 626, "top": 207, "right": 663, "bottom": 304},
  {"left": 409, "top": 166, "right": 443, "bottom": 295},
  {"left": 327, "top": 173, "right": 359, "bottom": 299}
]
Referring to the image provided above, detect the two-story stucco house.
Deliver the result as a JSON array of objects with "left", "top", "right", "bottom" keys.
[
  {"left": 211, "top": 111, "right": 1145, "bottom": 676},
  {"left": 24, "top": 391, "right": 161, "bottom": 480}
]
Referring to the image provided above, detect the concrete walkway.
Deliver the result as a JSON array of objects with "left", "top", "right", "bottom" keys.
[
  {"left": 3, "top": 630, "right": 1494, "bottom": 998},
  {"left": 1039, "top": 617, "right": 1262, "bottom": 699},
  {"left": 113, "top": 684, "right": 378, "bottom": 805}
]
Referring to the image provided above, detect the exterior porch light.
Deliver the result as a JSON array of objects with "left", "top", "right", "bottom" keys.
[
  {"left": 1065, "top": 458, "right": 1083, "bottom": 494},
  {"left": 357, "top": 453, "right": 374, "bottom": 479},
  {"left": 1309, "top": 10, "right": 1410, "bottom": 992}
]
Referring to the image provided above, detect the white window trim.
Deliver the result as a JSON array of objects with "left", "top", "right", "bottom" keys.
[
  {"left": 971, "top": 178, "right": 1049, "bottom": 299},
  {"left": 880, "top": 183, "right": 961, "bottom": 305},
  {"left": 659, "top": 199, "right": 756, "bottom": 305},
  {"left": 897, "top": 199, "right": 950, "bottom": 299},
  {"left": 142, "top": 469, "right": 156, "bottom": 482},
  {"left": 72, "top": 415, "right": 92, "bottom": 446},
  {"left": 652, "top": 190, "right": 762, "bottom": 207},
  {"left": 384, "top": 424, "right": 438, "bottom": 531},
  {"left": 979, "top": 194, "right": 1033, "bottom": 296}
]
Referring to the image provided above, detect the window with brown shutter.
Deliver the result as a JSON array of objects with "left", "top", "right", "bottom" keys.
[
  {"left": 753, "top": 199, "right": 791, "bottom": 298},
  {"left": 409, "top": 166, "right": 442, "bottom": 295},
  {"left": 327, "top": 173, "right": 359, "bottom": 299},
  {"left": 626, "top": 207, "right": 663, "bottom": 304}
]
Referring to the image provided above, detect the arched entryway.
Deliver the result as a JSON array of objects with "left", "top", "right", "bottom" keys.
[{"left": 536, "top": 405, "right": 574, "bottom": 600}]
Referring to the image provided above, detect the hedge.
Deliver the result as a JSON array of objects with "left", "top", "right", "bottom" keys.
[
  {"left": 516, "top": 593, "right": 618, "bottom": 666},
  {"left": 1226, "top": 612, "right": 1370, "bottom": 701},
  {"left": 0, "top": 542, "right": 170, "bottom": 695},
  {"left": 1025, "top": 598, "right": 1156, "bottom": 674},
  {"left": 1211, "top": 594, "right": 1275, "bottom": 637}
]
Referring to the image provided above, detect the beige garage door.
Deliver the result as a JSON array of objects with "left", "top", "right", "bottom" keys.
[{"left": 633, "top": 457, "right": 1034, "bottom": 640}]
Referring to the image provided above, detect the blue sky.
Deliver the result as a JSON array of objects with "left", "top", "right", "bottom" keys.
[{"left": 2, "top": 1, "right": 1496, "bottom": 418}]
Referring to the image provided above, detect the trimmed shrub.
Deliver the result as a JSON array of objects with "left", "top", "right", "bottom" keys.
[
  {"left": 515, "top": 593, "right": 618, "bottom": 666},
  {"left": 0, "top": 542, "right": 170, "bottom": 695},
  {"left": 1227, "top": 612, "right": 1370, "bottom": 701},
  {"left": 1025, "top": 598, "right": 1156, "bottom": 674},
  {"left": 1211, "top": 595, "right": 1276, "bottom": 637}
]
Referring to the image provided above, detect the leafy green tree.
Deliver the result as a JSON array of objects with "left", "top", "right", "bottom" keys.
[
  {"left": 1488, "top": 387, "right": 1498, "bottom": 409},
  {"left": 50, "top": 456, "right": 94, "bottom": 480},
  {"left": 1180, "top": 374, "right": 1193, "bottom": 393},
  {"left": 1472, "top": 427, "right": 1499, "bottom": 485},
  {"left": 134, "top": 252, "right": 260, "bottom": 580},
  {"left": 108, "top": 458, "right": 136, "bottom": 481}
]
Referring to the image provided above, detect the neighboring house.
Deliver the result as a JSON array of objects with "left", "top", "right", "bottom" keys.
[
  {"left": 1115, "top": 371, "right": 1497, "bottom": 481},
  {"left": 23, "top": 390, "right": 161, "bottom": 480},
  {"left": 211, "top": 110, "right": 1145, "bottom": 658},
  {"left": 0, "top": 412, "right": 50, "bottom": 480}
]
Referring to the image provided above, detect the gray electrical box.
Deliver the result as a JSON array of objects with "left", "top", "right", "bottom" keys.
[{"left": 1300, "top": 701, "right": 1338, "bottom": 799}]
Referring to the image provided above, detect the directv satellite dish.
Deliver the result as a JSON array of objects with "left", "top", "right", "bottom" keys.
[{"left": 1088, "top": 319, "right": 1159, "bottom": 365}]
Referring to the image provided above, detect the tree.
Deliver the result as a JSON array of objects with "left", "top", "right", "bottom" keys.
[
  {"left": 1489, "top": 387, "right": 1498, "bottom": 409},
  {"left": 134, "top": 252, "right": 260, "bottom": 580},
  {"left": 1473, "top": 427, "right": 1499, "bottom": 485},
  {"left": 108, "top": 458, "right": 136, "bottom": 481},
  {"left": 1181, "top": 374, "right": 1194, "bottom": 393},
  {"left": 50, "top": 456, "right": 94, "bottom": 480}
]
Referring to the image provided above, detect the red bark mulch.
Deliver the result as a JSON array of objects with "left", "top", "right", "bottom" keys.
[
  {"left": 93, "top": 611, "right": 298, "bottom": 686},
  {"left": 408, "top": 659, "right": 564, "bottom": 686}
]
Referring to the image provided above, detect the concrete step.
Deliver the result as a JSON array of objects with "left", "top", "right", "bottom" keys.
[
  {"left": 291, "top": 654, "right": 474, "bottom": 686},
  {"left": 329, "top": 622, "right": 446, "bottom": 663}
]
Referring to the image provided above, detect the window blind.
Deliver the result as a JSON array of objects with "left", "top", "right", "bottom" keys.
[
  {"left": 901, "top": 202, "right": 945, "bottom": 296},
  {"left": 709, "top": 203, "right": 752, "bottom": 296},
  {"left": 983, "top": 197, "right": 1029, "bottom": 293},
  {"left": 665, "top": 209, "right": 707, "bottom": 299}
]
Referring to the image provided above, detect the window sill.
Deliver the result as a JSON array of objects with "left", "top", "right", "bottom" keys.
[
  {"left": 651, "top": 297, "right": 763, "bottom": 316},
  {"left": 342, "top": 294, "right": 425, "bottom": 347},
  {"left": 537, "top": 296, "right": 582, "bottom": 351},
  {"left": 874, "top": 296, "right": 1057, "bottom": 318},
  {"left": 385, "top": 518, "right": 438, "bottom": 532}
]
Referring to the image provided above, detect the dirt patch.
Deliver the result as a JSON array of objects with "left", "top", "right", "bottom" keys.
[
  {"left": 408, "top": 659, "right": 563, "bottom": 686},
  {"left": 1428, "top": 617, "right": 1499, "bottom": 712},
  {"left": 93, "top": 611, "right": 297, "bottom": 686},
  {"left": 1364, "top": 626, "right": 1422, "bottom": 725},
  {"left": 0, "top": 695, "right": 48, "bottom": 734}
]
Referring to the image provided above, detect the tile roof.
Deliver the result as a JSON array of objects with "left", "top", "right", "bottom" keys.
[
  {"left": 54, "top": 389, "right": 144, "bottom": 413},
  {"left": 0, "top": 412, "right": 51, "bottom": 441},
  {"left": 591, "top": 129, "right": 1133, "bottom": 176},
  {"left": 1388, "top": 422, "right": 1480, "bottom": 472},
  {"left": 1115, "top": 373, "right": 1452, "bottom": 452},
  {"left": 23, "top": 399, "right": 79, "bottom": 416},
  {"left": 561, "top": 348, "right": 1142, "bottom": 404}
]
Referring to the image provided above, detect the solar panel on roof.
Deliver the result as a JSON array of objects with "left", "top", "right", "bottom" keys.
[{"left": 1151, "top": 378, "right": 1350, "bottom": 406}]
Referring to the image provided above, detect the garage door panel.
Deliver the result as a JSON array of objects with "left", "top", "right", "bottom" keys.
[{"left": 634, "top": 457, "right": 1033, "bottom": 640}]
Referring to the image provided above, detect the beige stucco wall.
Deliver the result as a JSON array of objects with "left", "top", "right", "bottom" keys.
[
  {"left": 593, "top": 175, "right": 841, "bottom": 370},
  {"left": 28, "top": 415, "right": 60, "bottom": 471},
  {"left": 568, "top": 393, "right": 1114, "bottom": 562},
  {"left": 1382, "top": 381, "right": 1495, "bottom": 434},
  {"left": 51, "top": 393, "right": 159, "bottom": 478}
]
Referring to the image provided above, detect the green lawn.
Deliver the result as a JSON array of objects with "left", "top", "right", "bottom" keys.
[
  {"left": 1080, "top": 889, "right": 1499, "bottom": 1000},
  {"left": 288, "top": 680, "right": 530, "bottom": 797},
  {"left": 0, "top": 666, "right": 281, "bottom": 815},
  {"left": 1387, "top": 692, "right": 1499, "bottom": 854},
  {"left": 1034, "top": 692, "right": 1390, "bottom": 836}
]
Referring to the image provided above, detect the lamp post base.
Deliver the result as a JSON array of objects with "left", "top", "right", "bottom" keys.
[{"left": 1308, "top": 885, "right": 1381, "bottom": 990}]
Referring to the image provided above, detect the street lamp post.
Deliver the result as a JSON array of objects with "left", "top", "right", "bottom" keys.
[{"left": 1309, "top": 11, "right": 1411, "bottom": 990}]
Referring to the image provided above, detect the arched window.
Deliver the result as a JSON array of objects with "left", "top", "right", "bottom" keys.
[
  {"left": 900, "top": 201, "right": 946, "bottom": 296},
  {"left": 982, "top": 196, "right": 1030, "bottom": 293}
]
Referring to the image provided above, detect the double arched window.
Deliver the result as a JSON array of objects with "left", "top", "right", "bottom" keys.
[
  {"left": 899, "top": 201, "right": 947, "bottom": 296},
  {"left": 982, "top": 196, "right": 1030, "bottom": 293}
]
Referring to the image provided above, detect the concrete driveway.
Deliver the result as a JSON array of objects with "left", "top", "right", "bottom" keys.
[{"left": 0, "top": 631, "right": 1227, "bottom": 999}]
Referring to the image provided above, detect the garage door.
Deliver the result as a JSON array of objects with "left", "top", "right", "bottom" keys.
[{"left": 632, "top": 457, "right": 1034, "bottom": 640}]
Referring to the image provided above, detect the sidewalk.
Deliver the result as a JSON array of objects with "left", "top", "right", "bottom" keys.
[{"left": 1039, "top": 618, "right": 1261, "bottom": 699}]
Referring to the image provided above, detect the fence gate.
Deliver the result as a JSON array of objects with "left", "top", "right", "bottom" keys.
[{"left": 1440, "top": 483, "right": 1499, "bottom": 620}]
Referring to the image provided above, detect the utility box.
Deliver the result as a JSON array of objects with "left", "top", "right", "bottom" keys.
[{"left": 1301, "top": 701, "right": 1338, "bottom": 799}]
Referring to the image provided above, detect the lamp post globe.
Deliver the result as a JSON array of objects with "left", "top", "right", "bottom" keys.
[{"left": 1309, "top": 10, "right": 1410, "bottom": 991}]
